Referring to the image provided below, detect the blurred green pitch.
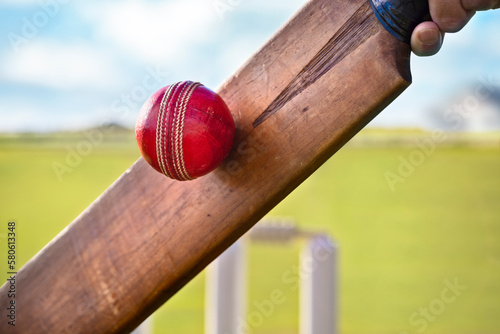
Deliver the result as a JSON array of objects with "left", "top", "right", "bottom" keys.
[{"left": 0, "top": 129, "right": 499, "bottom": 334}]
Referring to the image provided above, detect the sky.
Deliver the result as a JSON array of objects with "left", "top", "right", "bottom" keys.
[{"left": 0, "top": 0, "right": 499, "bottom": 133}]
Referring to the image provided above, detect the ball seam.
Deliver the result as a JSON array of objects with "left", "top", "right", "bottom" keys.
[
  {"left": 171, "top": 81, "right": 200, "bottom": 180},
  {"left": 170, "top": 82, "right": 190, "bottom": 180},
  {"left": 156, "top": 83, "right": 178, "bottom": 178},
  {"left": 175, "top": 82, "right": 201, "bottom": 180}
]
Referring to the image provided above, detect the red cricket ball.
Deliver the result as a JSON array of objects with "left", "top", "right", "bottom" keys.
[{"left": 136, "top": 81, "right": 235, "bottom": 181}]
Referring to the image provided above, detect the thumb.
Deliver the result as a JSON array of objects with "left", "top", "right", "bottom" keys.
[{"left": 411, "top": 21, "right": 444, "bottom": 57}]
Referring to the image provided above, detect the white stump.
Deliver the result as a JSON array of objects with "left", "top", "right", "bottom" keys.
[
  {"left": 205, "top": 241, "right": 246, "bottom": 334},
  {"left": 130, "top": 316, "right": 152, "bottom": 334},
  {"left": 300, "top": 236, "right": 338, "bottom": 334}
]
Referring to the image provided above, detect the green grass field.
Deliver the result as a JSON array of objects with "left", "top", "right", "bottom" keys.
[{"left": 0, "top": 129, "right": 499, "bottom": 334}]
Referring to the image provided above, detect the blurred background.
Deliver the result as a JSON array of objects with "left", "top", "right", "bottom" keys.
[{"left": 0, "top": 0, "right": 499, "bottom": 333}]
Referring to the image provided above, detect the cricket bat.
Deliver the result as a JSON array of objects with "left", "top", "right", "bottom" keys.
[{"left": 0, "top": 0, "right": 429, "bottom": 332}]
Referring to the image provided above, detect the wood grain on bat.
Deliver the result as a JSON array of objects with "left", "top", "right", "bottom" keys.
[{"left": 253, "top": 2, "right": 379, "bottom": 127}]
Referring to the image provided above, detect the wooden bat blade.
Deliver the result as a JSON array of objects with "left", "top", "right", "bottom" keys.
[
  {"left": 253, "top": 2, "right": 381, "bottom": 127},
  {"left": 0, "top": 0, "right": 412, "bottom": 333}
]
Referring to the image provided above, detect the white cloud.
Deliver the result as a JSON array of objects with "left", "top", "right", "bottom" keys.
[
  {"left": 0, "top": 0, "right": 39, "bottom": 5},
  {"left": 0, "top": 101, "right": 64, "bottom": 132},
  {"left": 0, "top": 97, "right": 114, "bottom": 132},
  {"left": 239, "top": 0, "right": 304, "bottom": 13},
  {"left": 1, "top": 39, "right": 125, "bottom": 91},
  {"left": 0, "top": 102, "right": 39, "bottom": 132},
  {"left": 76, "top": 0, "right": 218, "bottom": 64}
]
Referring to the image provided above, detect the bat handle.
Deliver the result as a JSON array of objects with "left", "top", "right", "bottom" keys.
[{"left": 369, "top": 0, "right": 431, "bottom": 44}]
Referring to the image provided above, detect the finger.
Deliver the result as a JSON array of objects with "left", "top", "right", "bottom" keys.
[
  {"left": 462, "top": 0, "right": 500, "bottom": 10},
  {"left": 430, "top": 0, "right": 476, "bottom": 32},
  {"left": 411, "top": 21, "right": 444, "bottom": 57}
]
